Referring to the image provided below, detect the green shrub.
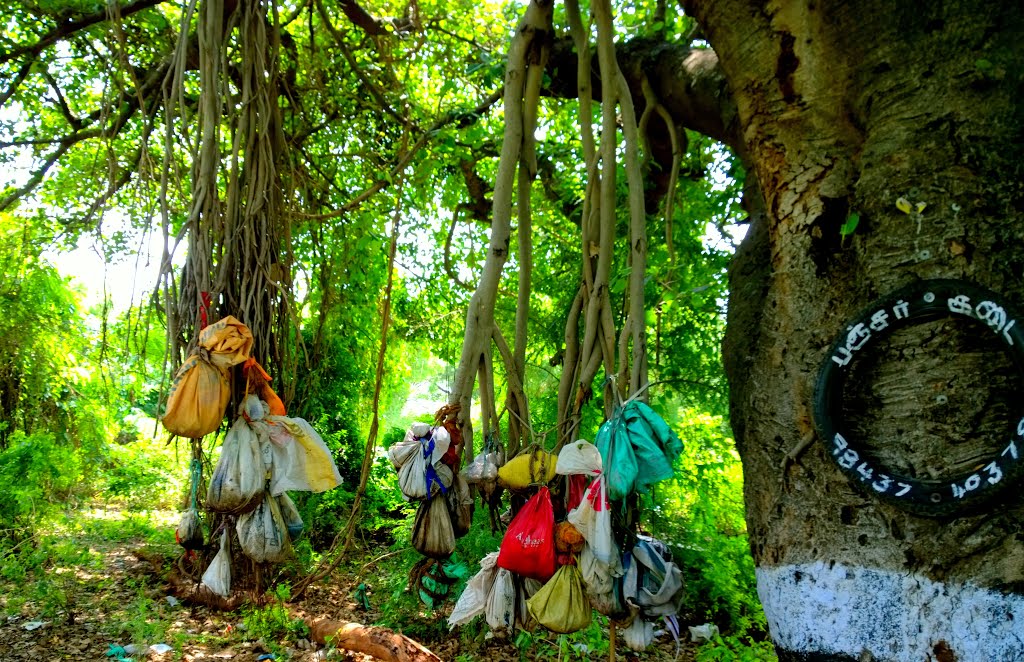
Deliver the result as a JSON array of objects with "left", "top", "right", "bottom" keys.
[
  {"left": 696, "top": 634, "right": 778, "bottom": 662},
  {"left": 0, "top": 431, "right": 83, "bottom": 535},
  {"left": 646, "top": 408, "right": 766, "bottom": 635},
  {"left": 242, "top": 584, "right": 310, "bottom": 653}
]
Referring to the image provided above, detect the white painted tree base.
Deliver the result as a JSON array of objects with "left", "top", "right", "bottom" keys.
[{"left": 757, "top": 561, "right": 1024, "bottom": 661}]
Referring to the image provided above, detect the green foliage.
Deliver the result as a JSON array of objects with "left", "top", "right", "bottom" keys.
[
  {"left": 242, "top": 584, "right": 310, "bottom": 654},
  {"left": 119, "top": 593, "right": 171, "bottom": 650},
  {"left": 840, "top": 212, "right": 860, "bottom": 243},
  {"left": 646, "top": 407, "right": 765, "bottom": 635},
  {"left": 101, "top": 432, "right": 184, "bottom": 512},
  {"left": 696, "top": 634, "right": 779, "bottom": 662},
  {"left": 0, "top": 431, "right": 83, "bottom": 534}
]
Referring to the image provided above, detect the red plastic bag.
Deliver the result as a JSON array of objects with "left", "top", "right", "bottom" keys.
[
  {"left": 566, "top": 474, "right": 589, "bottom": 512},
  {"left": 497, "top": 486, "right": 556, "bottom": 581}
]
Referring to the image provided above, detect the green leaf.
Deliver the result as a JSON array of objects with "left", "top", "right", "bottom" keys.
[{"left": 840, "top": 212, "right": 860, "bottom": 238}]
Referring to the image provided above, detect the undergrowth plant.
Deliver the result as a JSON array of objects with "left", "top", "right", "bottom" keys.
[
  {"left": 0, "top": 431, "right": 83, "bottom": 537},
  {"left": 696, "top": 634, "right": 778, "bottom": 662},
  {"left": 645, "top": 406, "right": 771, "bottom": 657},
  {"left": 242, "top": 584, "right": 310, "bottom": 654}
]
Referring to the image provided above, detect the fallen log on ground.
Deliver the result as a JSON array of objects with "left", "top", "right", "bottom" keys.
[
  {"left": 307, "top": 618, "right": 442, "bottom": 662},
  {"left": 166, "top": 570, "right": 250, "bottom": 611}
]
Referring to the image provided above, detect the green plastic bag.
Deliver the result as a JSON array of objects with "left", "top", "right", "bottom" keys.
[
  {"left": 526, "top": 564, "right": 592, "bottom": 634},
  {"left": 596, "top": 402, "right": 683, "bottom": 500},
  {"left": 635, "top": 402, "right": 683, "bottom": 462},
  {"left": 623, "top": 407, "right": 674, "bottom": 493},
  {"left": 595, "top": 416, "right": 637, "bottom": 501},
  {"left": 418, "top": 556, "right": 470, "bottom": 608}
]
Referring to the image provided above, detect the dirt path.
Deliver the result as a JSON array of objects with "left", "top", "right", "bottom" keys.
[{"left": 0, "top": 514, "right": 697, "bottom": 662}]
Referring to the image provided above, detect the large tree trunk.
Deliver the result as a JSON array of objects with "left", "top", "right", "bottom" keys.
[{"left": 685, "top": 1, "right": 1024, "bottom": 659}]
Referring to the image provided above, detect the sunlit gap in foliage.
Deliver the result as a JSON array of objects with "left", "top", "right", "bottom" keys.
[
  {"left": 46, "top": 211, "right": 171, "bottom": 316},
  {"left": 701, "top": 143, "right": 747, "bottom": 254}
]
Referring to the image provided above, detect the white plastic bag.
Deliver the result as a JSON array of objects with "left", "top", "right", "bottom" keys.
[
  {"left": 207, "top": 418, "right": 265, "bottom": 514},
  {"left": 411, "top": 495, "right": 455, "bottom": 559},
  {"left": 201, "top": 529, "right": 232, "bottom": 597},
  {"left": 623, "top": 539, "right": 683, "bottom": 617},
  {"left": 485, "top": 568, "right": 517, "bottom": 637},
  {"left": 460, "top": 452, "right": 488, "bottom": 483},
  {"left": 276, "top": 492, "right": 304, "bottom": 541},
  {"left": 430, "top": 463, "right": 454, "bottom": 498},
  {"left": 580, "top": 543, "right": 617, "bottom": 595},
  {"left": 448, "top": 552, "right": 499, "bottom": 629},
  {"left": 388, "top": 438, "right": 420, "bottom": 470},
  {"left": 242, "top": 393, "right": 265, "bottom": 421},
  {"left": 567, "top": 475, "right": 617, "bottom": 564},
  {"left": 175, "top": 508, "right": 204, "bottom": 550},
  {"left": 265, "top": 416, "right": 342, "bottom": 495},
  {"left": 461, "top": 451, "right": 500, "bottom": 484},
  {"left": 623, "top": 616, "right": 656, "bottom": 651},
  {"left": 399, "top": 450, "right": 429, "bottom": 500},
  {"left": 424, "top": 426, "right": 451, "bottom": 465},
  {"left": 556, "top": 439, "right": 603, "bottom": 476},
  {"left": 237, "top": 493, "right": 291, "bottom": 563},
  {"left": 689, "top": 623, "right": 720, "bottom": 643},
  {"left": 410, "top": 422, "right": 432, "bottom": 438},
  {"left": 516, "top": 576, "right": 543, "bottom": 631}
]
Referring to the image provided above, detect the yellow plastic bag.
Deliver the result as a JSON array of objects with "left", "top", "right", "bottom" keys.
[
  {"left": 161, "top": 316, "right": 254, "bottom": 438},
  {"left": 266, "top": 416, "right": 343, "bottom": 494},
  {"left": 162, "top": 352, "right": 230, "bottom": 438},
  {"left": 497, "top": 449, "right": 558, "bottom": 490},
  {"left": 526, "top": 564, "right": 592, "bottom": 634},
  {"left": 199, "top": 315, "right": 254, "bottom": 369}
]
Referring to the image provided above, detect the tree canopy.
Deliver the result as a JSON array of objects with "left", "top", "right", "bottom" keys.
[
  {"left": 0, "top": 0, "right": 744, "bottom": 433},
  {"left": 0, "top": 0, "right": 770, "bottom": 657}
]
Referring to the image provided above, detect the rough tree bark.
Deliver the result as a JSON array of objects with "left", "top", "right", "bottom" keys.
[{"left": 682, "top": 0, "right": 1024, "bottom": 659}]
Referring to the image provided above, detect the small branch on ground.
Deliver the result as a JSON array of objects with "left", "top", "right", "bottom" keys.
[{"left": 306, "top": 618, "right": 442, "bottom": 662}]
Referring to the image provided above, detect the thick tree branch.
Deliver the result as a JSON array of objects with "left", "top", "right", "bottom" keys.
[
  {"left": 458, "top": 158, "right": 492, "bottom": 223},
  {"left": 307, "top": 618, "right": 441, "bottom": 662},
  {"left": 443, "top": 207, "right": 474, "bottom": 291},
  {"left": 41, "top": 68, "right": 85, "bottom": 130},
  {"left": 546, "top": 36, "right": 740, "bottom": 154},
  {"left": 0, "top": 142, "right": 70, "bottom": 211},
  {"left": 0, "top": 0, "right": 169, "bottom": 66},
  {"left": 319, "top": 0, "right": 416, "bottom": 38},
  {"left": 537, "top": 154, "right": 582, "bottom": 225},
  {"left": 335, "top": 0, "right": 389, "bottom": 36},
  {"left": 0, "top": 58, "right": 34, "bottom": 109}
]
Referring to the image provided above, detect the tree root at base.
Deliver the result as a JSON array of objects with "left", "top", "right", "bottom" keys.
[
  {"left": 165, "top": 568, "right": 252, "bottom": 611},
  {"left": 306, "top": 618, "right": 442, "bottom": 662}
]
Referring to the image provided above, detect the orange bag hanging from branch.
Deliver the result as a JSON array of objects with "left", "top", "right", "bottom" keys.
[
  {"left": 162, "top": 316, "right": 255, "bottom": 438},
  {"left": 497, "top": 486, "right": 556, "bottom": 581},
  {"left": 242, "top": 358, "right": 286, "bottom": 416},
  {"left": 161, "top": 352, "right": 230, "bottom": 439},
  {"left": 199, "top": 316, "right": 254, "bottom": 369}
]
